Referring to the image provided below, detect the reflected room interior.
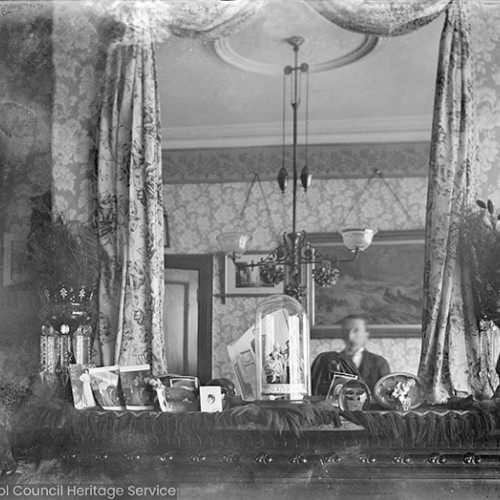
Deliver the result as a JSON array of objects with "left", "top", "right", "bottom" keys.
[{"left": 0, "top": 0, "right": 500, "bottom": 497}]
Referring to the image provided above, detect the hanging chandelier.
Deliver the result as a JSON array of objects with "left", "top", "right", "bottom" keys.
[{"left": 217, "top": 36, "right": 376, "bottom": 301}]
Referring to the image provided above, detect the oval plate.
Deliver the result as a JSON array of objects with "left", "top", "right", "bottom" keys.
[{"left": 374, "top": 372, "right": 426, "bottom": 411}]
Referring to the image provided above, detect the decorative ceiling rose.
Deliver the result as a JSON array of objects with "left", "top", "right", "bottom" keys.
[
  {"left": 211, "top": 0, "right": 379, "bottom": 75},
  {"left": 213, "top": 34, "right": 378, "bottom": 75}
]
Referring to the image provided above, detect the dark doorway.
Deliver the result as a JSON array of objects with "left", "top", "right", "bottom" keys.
[{"left": 164, "top": 254, "right": 213, "bottom": 383}]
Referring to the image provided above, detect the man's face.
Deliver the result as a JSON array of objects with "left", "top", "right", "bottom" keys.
[{"left": 342, "top": 318, "right": 369, "bottom": 353}]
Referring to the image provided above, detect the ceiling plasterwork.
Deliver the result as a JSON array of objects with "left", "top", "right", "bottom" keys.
[
  {"left": 212, "top": 0, "right": 379, "bottom": 75},
  {"left": 156, "top": 0, "right": 444, "bottom": 149}
]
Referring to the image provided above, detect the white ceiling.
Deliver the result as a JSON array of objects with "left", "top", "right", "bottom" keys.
[{"left": 156, "top": 0, "right": 444, "bottom": 149}]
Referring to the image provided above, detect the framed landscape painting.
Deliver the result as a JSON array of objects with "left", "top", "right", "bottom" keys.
[{"left": 308, "top": 230, "right": 425, "bottom": 338}]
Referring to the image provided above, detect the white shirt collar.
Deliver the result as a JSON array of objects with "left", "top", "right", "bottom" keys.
[{"left": 342, "top": 346, "right": 365, "bottom": 368}]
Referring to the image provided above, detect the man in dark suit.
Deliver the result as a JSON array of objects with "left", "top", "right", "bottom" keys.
[
  {"left": 311, "top": 314, "right": 391, "bottom": 395},
  {"left": 340, "top": 314, "right": 390, "bottom": 392}
]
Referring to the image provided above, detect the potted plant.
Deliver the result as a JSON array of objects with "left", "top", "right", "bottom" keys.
[
  {"left": 27, "top": 194, "right": 102, "bottom": 388},
  {"left": 462, "top": 198, "right": 500, "bottom": 328},
  {"left": 27, "top": 213, "right": 100, "bottom": 328}
]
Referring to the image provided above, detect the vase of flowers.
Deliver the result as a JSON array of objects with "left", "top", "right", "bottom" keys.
[{"left": 462, "top": 198, "right": 500, "bottom": 328}]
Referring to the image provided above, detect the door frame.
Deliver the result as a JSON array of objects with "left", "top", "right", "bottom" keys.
[{"left": 164, "top": 254, "right": 213, "bottom": 383}]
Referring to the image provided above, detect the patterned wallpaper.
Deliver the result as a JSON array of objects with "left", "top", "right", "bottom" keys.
[
  {"left": 471, "top": 3, "right": 500, "bottom": 205},
  {"left": 164, "top": 172, "right": 428, "bottom": 380},
  {"left": 51, "top": 4, "right": 107, "bottom": 223}
]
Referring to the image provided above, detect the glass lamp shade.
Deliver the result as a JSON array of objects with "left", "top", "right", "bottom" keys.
[
  {"left": 340, "top": 228, "right": 377, "bottom": 251},
  {"left": 255, "top": 294, "right": 310, "bottom": 401},
  {"left": 217, "top": 231, "right": 249, "bottom": 257}
]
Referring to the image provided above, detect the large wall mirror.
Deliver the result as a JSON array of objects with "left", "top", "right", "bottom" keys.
[
  {"left": 0, "top": 1, "right": 498, "bottom": 384},
  {"left": 0, "top": 1, "right": 440, "bottom": 381},
  {"left": 160, "top": 1, "right": 442, "bottom": 377}
]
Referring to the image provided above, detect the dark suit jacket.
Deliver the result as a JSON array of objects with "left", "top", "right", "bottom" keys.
[
  {"left": 310, "top": 350, "right": 390, "bottom": 396},
  {"left": 310, "top": 352, "right": 359, "bottom": 396},
  {"left": 358, "top": 350, "right": 390, "bottom": 392}
]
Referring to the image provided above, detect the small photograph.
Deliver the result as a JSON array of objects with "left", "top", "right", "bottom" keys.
[
  {"left": 69, "top": 364, "right": 97, "bottom": 410},
  {"left": 88, "top": 365, "right": 126, "bottom": 410},
  {"left": 156, "top": 374, "right": 200, "bottom": 412},
  {"left": 326, "top": 372, "right": 359, "bottom": 406},
  {"left": 166, "top": 375, "right": 199, "bottom": 391},
  {"left": 162, "top": 375, "right": 200, "bottom": 402},
  {"left": 199, "top": 386, "right": 223, "bottom": 413},
  {"left": 119, "top": 364, "right": 155, "bottom": 410}
]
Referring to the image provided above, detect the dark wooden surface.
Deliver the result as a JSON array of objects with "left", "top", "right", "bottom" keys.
[
  {"left": 5, "top": 424, "right": 500, "bottom": 499},
  {"left": 4, "top": 399, "right": 500, "bottom": 500}
]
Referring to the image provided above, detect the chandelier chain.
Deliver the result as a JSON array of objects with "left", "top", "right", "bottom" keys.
[
  {"left": 340, "top": 168, "right": 418, "bottom": 228},
  {"left": 304, "top": 69, "right": 310, "bottom": 166},
  {"left": 238, "top": 172, "right": 280, "bottom": 240},
  {"left": 375, "top": 169, "right": 418, "bottom": 226},
  {"left": 281, "top": 71, "right": 287, "bottom": 170},
  {"left": 238, "top": 173, "right": 259, "bottom": 224},
  {"left": 256, "top": 175, "right": 281, "bottom": 240},
  {"left": 339, "top": 173, "right": 376, "bottom": 228},
  {"left": 296, "top": 68, "right": 302, "bottom": 107}
]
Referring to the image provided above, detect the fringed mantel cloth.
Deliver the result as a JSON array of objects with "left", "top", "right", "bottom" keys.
[{"left": 8, "top": 401, "right": 497, "bottom": 462}]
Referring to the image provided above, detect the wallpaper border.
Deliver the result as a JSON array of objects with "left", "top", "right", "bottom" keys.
[{"left": 163, "top": 141, "right": 430, "bottom": 184}]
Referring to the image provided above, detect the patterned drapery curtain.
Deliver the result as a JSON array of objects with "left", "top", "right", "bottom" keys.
[
  {"left": 95, "top": 13, "right": 166, "bottom": 375},
  {"left": 309, "top": 0, "right": 451, "bottom": 36},
  {"left": 88, "top": 1, "right": 265, "bottom": 373},
  {"left": 418, "top": 2, "right": 496, "bottom": 403}
]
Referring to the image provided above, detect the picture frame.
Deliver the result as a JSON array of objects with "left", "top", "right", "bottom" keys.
[
  {"left": 227, "top": 325, "right": 257, "bottom": 401},
  {"left": 88, "top": 365, "right": 126, "bottom": 411},
  {"left": 2, "top": 233, "right": 31, "bottom": 287},
  {"left": 222, "top": 253, "right": 284, "bottom": 296},
  {"left": 69, "top": 364, "right": 97, "bottom": 410},
  {"left": 308, "top": 230, "right": 425, "bottom": 338},
  {"left": 119, "top": 364, "right": 155, "bottom": 410}
]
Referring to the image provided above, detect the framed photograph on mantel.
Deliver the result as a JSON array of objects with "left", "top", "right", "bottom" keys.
[
  {"left": 308, "top": 230, "right": 425, "bottom": 338},
  {"left": 223, "top": 252, "right": 284, "bottom": 296}
]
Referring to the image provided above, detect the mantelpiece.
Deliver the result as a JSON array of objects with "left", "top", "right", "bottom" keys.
[{"left": 4, "top": 400, "right": 500, "bottom": 499}]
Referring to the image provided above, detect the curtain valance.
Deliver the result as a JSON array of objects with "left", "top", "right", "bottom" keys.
[
  {"left": 93, "top": 0, "right": 452, "bottom": 46},
  {"left": 96, "top": 0, "right": 265, "bottom": 44},
  {"left": 163, "top": 0, "right": 266, "bottom": 39},
  {"left": 309, "top": 0, "right": 452, "bottom": 36}
]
